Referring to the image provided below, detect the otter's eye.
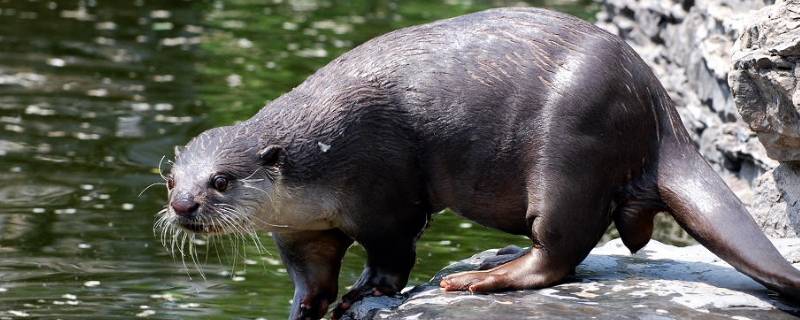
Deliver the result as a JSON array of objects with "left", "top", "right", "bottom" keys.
[
  {"left": 167, "top": 176, "right": 175, "bottom": 190},
  {"left": 212, "top": 175, "right": 229, "bottom": 192}
]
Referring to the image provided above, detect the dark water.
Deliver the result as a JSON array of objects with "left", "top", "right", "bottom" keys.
[{"left": 0, "top": 0, "right": 692, "bottom": 319}]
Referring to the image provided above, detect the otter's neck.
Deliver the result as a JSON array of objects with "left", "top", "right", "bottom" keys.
[{"left": 242, "top": 78, "right": 405, "bottom": 184}]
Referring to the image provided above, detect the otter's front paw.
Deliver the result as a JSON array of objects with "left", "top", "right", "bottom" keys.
[
  {"left": 294, "top": 303, "right": 323, "bottom": 320},
  {"left": 330, "top": 287, "right": 390, "bottom": 320},
  {"left": 290, "top": 293, "right": 335, "bottom": 320}
]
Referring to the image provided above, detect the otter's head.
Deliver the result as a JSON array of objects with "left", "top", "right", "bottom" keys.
[{"left": 160, "top": 126, "right": 285, "bottom": 235}]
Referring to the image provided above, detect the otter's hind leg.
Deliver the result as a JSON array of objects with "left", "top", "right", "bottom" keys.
[
  {"left": 273, "top": 230, "right": 352, "bottom": 320},
  {"left": 440, "top": 165, "right": 614, "bottom": 292}
]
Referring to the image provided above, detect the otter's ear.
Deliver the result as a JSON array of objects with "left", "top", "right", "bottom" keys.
[{"left": 258, "top": 145, "right": 284, "bottom": 166}]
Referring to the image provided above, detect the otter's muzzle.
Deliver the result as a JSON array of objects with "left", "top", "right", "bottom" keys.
[{"left": 171, "top": 194, "right": 199, "bottom": 217}]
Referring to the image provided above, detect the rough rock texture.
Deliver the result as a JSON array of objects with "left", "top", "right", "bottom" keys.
[
  {"left": 342, "top": 238, "right": 800, "bottom": 320},
  {"left": 752, "top": 163, "right": 800, "bottom": 237},
  {"left": 595, "top": 0, "right": 800, "bottom": 237},
  {"left": 727, "top": 1, "right": 800, "bottom": 237},
  {"left": 730, "top": 0, "right": 800, "bottom": 161}
]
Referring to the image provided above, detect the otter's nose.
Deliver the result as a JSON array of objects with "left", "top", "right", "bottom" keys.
[{"left": 171, "top": 196, "right": 199, "bottom": 217}]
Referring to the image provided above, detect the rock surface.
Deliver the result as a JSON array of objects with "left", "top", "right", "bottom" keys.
[
  {"left": 729, "top": 0, "right": 800, "bottom": 161},
  {"left": 752, "top": 164, "right": 800, "bottom": 237},
  {"left": 342, "top": 238, "right": 800, "bottom": 320}
]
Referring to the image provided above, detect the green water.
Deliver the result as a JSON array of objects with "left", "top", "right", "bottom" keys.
[{"left": 0, "top": 0, "right": 693, "bottom": 319}]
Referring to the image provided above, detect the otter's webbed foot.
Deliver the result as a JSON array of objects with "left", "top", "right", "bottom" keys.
[
  {"left": 440, "top": 250, "right": 572, "bottom": 293},
  {"left": 478, "top": 245, "right": 530, "bottom": 270}
]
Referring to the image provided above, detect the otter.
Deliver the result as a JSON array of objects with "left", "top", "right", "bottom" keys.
[{"left": 159, "top": 7, "right": 800, "bottom": 320}]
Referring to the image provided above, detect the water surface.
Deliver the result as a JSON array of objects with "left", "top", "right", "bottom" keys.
[{"left": 0, "top": 1, "right": 691, "bottom": 318}]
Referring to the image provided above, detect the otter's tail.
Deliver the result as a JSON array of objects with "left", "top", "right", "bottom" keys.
[{"left": 656, "top": 138, "right": 800, "bottom": 299}]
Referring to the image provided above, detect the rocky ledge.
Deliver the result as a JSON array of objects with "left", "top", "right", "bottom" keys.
[{"left": 343, "top": 238, "right": 800, "bottom": 320}]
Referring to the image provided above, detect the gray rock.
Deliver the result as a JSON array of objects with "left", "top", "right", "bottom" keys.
[
  {"left": 752, "top": 164, "right": 800, "bottom": 237},
  {"left": 699, "top": 122, "right": 779, "bottom": 205},
  {"left": 343, "top": 238, "right": 800, "bottom": 319},
  {"left": 729, "top": 0, "right": 800, "bottom": 161}
]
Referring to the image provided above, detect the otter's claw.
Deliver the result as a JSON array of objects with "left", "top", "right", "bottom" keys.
[{"left": 331, "top": 287, "right": 387, "bottom": 320}]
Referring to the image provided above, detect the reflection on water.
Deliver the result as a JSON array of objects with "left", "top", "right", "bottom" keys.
[{"left": 0, "top": 0, "right": 691, "bottom": 318}]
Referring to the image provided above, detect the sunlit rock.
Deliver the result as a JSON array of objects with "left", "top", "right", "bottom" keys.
[{"left": 729, "top": 0, "right": 800, "bottom": 161}]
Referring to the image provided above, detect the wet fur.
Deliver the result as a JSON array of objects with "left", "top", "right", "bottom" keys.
[{"left": 162, "top": 8, "right": 800, "bottom": 320}]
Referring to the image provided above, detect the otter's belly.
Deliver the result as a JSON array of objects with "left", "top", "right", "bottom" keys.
[{"left": 425, "top": 145, "right": 533, "bottom": 236}]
